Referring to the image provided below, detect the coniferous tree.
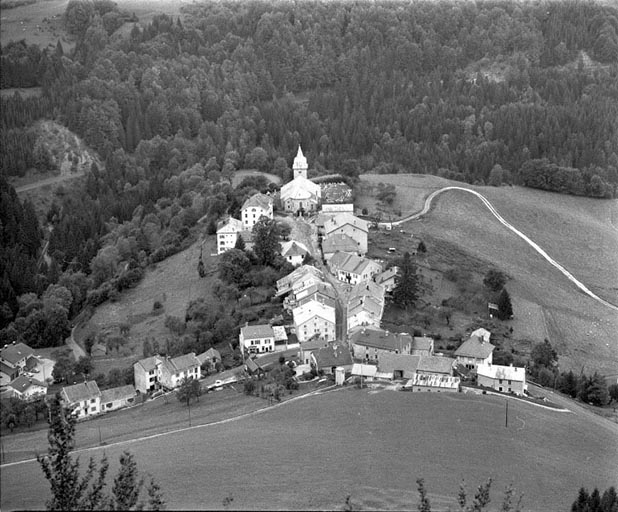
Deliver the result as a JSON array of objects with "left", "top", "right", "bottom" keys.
[
  {"left": 497, "top": 288, "right": 513, "bottom": 320},
  {"left": 392, "top": 252, "right": 419, "bottom": 311}
]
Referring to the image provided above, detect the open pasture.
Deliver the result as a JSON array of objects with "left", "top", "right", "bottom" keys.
[
  {"left": 405, "top": 185, "right": 618, "bottom": 374},
  {"left": 1, "top": 388, "right": 616, "bottom": 511}
]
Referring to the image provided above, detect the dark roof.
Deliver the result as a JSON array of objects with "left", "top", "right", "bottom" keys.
[
  {"left": 241, "top": 324, "right": 274, "bottom": 339},
  {"left": 135, "top": 356, "right": 161, "bottom": 372},
  {"left": 9, "top": 374, "right": 47, "bottom": 393},
  {"left": 313, "top": 343, "right": 353, "bottom": 368},
  {"left": 164, "top": 353, "right": 200, "bottom": 372},
  {"left": 378, "top": 353, "right": 420, "bottom": 378},
  {"left": 417, "top": 356, "right": 455, "bottom": 375},
  {"left": 0, "top": 343, "right": 35, "bottom": 365},
  {"left": 322, "top": 233, "right": 358, "bottom": 254},
  {"left": 1, "top": 361, "right": 17, "bottom": 376},
  {"left": 454, "top": 336, "right": 495, "bottom": 359}
]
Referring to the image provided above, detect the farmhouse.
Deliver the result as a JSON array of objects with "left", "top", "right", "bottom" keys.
[
  {"left": 454, "top": 332, "right": 495, "bottom": 370},
  {"left": 216, "top": 216, "right": 244, "bottom": 254},
  {"left": 100, "top": 385, "right": 137, "bottom": 412},
  {"left": 328, "top": 252, "right": 382, "bottom": 284},
  {"left": 378, "top": 353, "right": 421, "bottom": 380},
  {"left": 197, "top": 347, "right": 221, "bottom": 372},
  {"left": 311, "top": 342, "right": 353, "bottom": 374},
  {"left": 241, "top": 193, "right": 273, "bottom": 230},
  {"left": 240, "top": 324, "right": 275, "bottom": 354},
  {"left": 323, "top": 213, "right": 369, "bottom": 255},
  {"left": 0, "top": 342, "right": 36, "bottom": 383},
  {"left": 8, "top": 375, "right": 47, "bottom": 400},
  {"left": 417, "top": 356, "right": 455, "bottom": 377},
  {"left": 374, "top": 266, "right": 399, "bottom": 293},
  {"left": 276, "top": 265, "right": 324, "bottom": 296},
  {"left": 292, "top": 282, "right": 337, "bottom": 309},
  {"left": 280, "top": 240, "right": 310, "bottom": 267},
  {"left": 61, "top": 380, "right": 102, "bottom": 418},
  {"left": 158, "top": 353, "right": 201, "bottom": 390},
  {"left": 349, "top": 327, "right": 412, "bottom": 361},
  {"left": 321, "top": 233, "right": 359, "bottom": 261},
  {"left": 298, "top": 337, "right": 330, "bottom": 365},
  {"left": 347, "top": 294, "right": 384, "bottom": 332},
  {"left": 293, "top": 300, "right": 336, "bottom": 343},
  {"left": 410, "top": 336, "right": 434, "bottom": 357},
  {"left": 477, "top": 363, "right": 527, "bottom": 395}
]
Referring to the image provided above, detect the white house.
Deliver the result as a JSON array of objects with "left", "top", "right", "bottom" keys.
[
  {"left": 217, "top": 216, "right": 244, "bottom": 254},
  {"left": 347, "top": 295, "right": 384, "bottom": 332},
  {"left": 276, "top": 265, "right": 324, "bottom": 296},
  {"left": 328, "top": 252, "right": 382, "bottom": 285},
  {"left": 323, "top": 213, "right": 369, "bottom": 255},
  {"left": 293, "top": 300, "right": 336, "bottom": 343},
  {"left": 241, "top": 193, "right": 273, "bottom": 230},
  {"left": 240, "top": 324, "right": 275, "bottom": 354},
  {"left": 280, "top": 240, "right": 310, "bottom": 267},
  {"left": 375, "top": 266, "right": 399, "bottom": 293},
  {"left": 8, "top": 375, "right": 47, "bottom": 400},
  {"left": 158, "top": 353, "right": 201, "bottom": 390},
  {"left": 454, "top": 332, "right": 495, "bottom": 370},
  {"left": 477, "top": 363, "right": 527, "bottom": 395},
  {"left": 134, "top": 355, "right": 162, "bottom": 394},
  {"left": 61, "top": 380, "right": 102, "bottom": 418}
]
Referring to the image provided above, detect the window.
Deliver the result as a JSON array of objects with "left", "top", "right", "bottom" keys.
[
  {"left": 508, "top": 380, "right": 512, "bottom": 385},
  {"left": 499, "top": 379, "right": 503, "bottom": 384},
  {"left": 90, "top": 398, "right": 96, "bottom": 403},
  {"left": 498, "top": 387, "right": 503, "bottom": 392}
]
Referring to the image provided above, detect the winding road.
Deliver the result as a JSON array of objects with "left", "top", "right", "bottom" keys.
[{"left": 379, "top": 186, "right": 618, "bottom": 313}]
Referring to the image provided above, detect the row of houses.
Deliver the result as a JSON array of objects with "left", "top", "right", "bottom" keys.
[{"left": 60, "top": 380, "right": 137, "bottom": 419}]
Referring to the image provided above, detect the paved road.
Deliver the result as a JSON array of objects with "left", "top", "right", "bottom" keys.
[
  {"left": 380, "top": 186, "right": 618, "bottom": 313},
  {"left": 65, "top": 325, "right": 86, "bottom": 361},
  {"left": 15, "top": 171, "right": 84, "bottom": 194}
]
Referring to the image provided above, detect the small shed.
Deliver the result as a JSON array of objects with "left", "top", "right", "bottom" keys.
[{"left": 335, "top": 367, "right": 346, "bottom": 386}]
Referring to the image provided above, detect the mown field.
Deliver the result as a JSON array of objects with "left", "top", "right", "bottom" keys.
[
  {"left": 360, "top": 175, "right": 618, "bottom": 375},
  {"left": 1, "top": 388, "right": 616, "bottom": 511}
]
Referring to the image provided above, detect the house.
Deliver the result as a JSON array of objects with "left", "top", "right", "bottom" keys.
[
  {"left": 375, "top": 266, "right": 399, "bottom": 293},
  {"left": 241, "top": 193, "right": 273, "bottom": 230},
  {"left": 298, "top": 337, "right": 330, "bottom": 365},
  {"left": 216, "top": 216, "right": 244, "bottom": 254},
  {"left": 348, "top": 327, "right": 412, "bottom": 361},
  {"left": 323, "top": 213, "right": 369, "bottom": 255},
  {"left": 293, "top": 300, "right": 336, "bottom": 342},
  {"left": 294, "top": 282, "right": 337, "bottom": 307},
  {"left": 470, "top": 327, "right": 491, "bottom": 343},
  {"left": 410, "top": 336, "right": 434, "bottom": 357},
  {"left": 197, "top": 348, "right": 221, "bottom": 372},
  {"left": 272, "top": 326, "right": 290, "bottom": 351},
  {"left": 245, "top": 357, "right": 266, "bottom": 376},
  {"left": 0, "top": 342, "right": 35, "bottom": 382},
  {"left": 477, "top": 363, "right": 527, "bottom": 395},
  {"left": 8, "top": 375, "right": 47, "bottom": 400},
  {"left": 133, "top": 355, "right": 162, "bottom": 394},
  {"left": 100, "top": 385, "right": 137, "bottom": 412},
  {"left": 280, "top": 240, "right": 310, "bottom": 267},
  {"left": 378, "top": 353, "right": 421, "bottom": 380},
  {"left": 61, "top": 380, "right": 102, "bottom": 418},
  {"left": 276, "top": 265, "right": 324, "bottom": 296},
  {"left": 416, "top": 356, "right": 455, "bottom": 376},
  {"left": 240, "top": 324, "right": 275, "bottom": 354},
  {"left": 321, "top": 233, "right": 359, "bottom": 261},
  {"left": 406, "top": 374, "right": 460, "bottom": 392},
  {"left": 328, "top": 252, "right": 382, "bottom": 285},
  {"left": 454, "top": 332, "right": 495, "bottom": 370},
  {"left": 347, "top": 295, "right": 384, "bottom": 332},
  {"left": 158, "top": 353, "right": 201, "bottom": 390},
  {"left": 311, "top": 342, "right": 353, "bottom": 374}
]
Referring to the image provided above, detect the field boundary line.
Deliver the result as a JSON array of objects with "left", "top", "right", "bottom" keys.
[
  {"left": 0, "top": 385, "right": 339, "bottom": 469},
  {"left": 379, "top": 186, "right": 618, "bottom": 313}
]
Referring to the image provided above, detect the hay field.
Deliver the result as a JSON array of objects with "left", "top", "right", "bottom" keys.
[
  {"left": 403, "top": 184, "right": 618, "bottom": 374},
  {"left": 1, "top": 388, "right": 616, "bottom": 511}
]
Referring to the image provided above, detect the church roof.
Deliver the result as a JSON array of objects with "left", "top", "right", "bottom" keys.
[{"left": 280, "top": 176, "right": 321, "bottom": 201}]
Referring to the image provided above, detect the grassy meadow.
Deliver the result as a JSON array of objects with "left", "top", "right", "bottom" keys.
[{"left": 1, "top": 388, "right": 616, "bottom": 511}]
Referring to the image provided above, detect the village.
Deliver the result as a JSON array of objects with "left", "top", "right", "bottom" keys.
[{"left": 0, "top": 147, "right": 528, "bottom": 421}]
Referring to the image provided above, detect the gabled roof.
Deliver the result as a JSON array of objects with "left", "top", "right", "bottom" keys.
[
  {"left": 375, "top": 266, "right": 399, "bottom": 285},
  {"left": 322, "top": 233, "right": 358, "bottom": 255},
  {"left": 330, "top": 253, "right": 380, "bottom": 276},
  {"left": 347, "top": 295, "right": 383, "bottom": 319},
  {"left": 0, "top": 343, "right": 35, "bottom": 365},
  {"left": 1, "top": 361, "right": 16, "bottom": 376},
  {"left": 300, "top": 337, "right": 330, "bottom": 351},
  {"left": 295, "top": 282, "right": 336, "bottom": 302},
  {"left": 277, "top": 265, "right": 324, "bottom": 295},
  {"left": 378, "top": 353, "right": 420, "bottom": 378},
  {"left": 417, "top": 356, "right": 455, "bottom": 375},
  {"left": 100, "top": 385, "right": 136, "bottom": 403},
  {"left": 62, "top": 380, "right": 101, "bottom": 404},
  {"left": 349, "top": 280, "right": 385, "bottom": 305},
  {"left": 349, "top": 327, "right": 407, "bottom": 351},
  {"left": 351, "top": 363, "right": 377, "bottom": 377},
  {"left": 477, "top": 363, "right": 526, "bottom": 382},
  {"left": 324, "top": 213, "right": 369, "bottom": 235},
  {"left": 293, "top": 301, "right": 336, "bottom": 326},
  {"left": 9, "top": 374, "right": 47, "bottom": 393},
  {"left": 217, "top": 216, "right": 243, "bottom": 233},
  {"left": 454, "top": 336, "right": 495, "bottom": 359},
  {"left": 135, "top": 355, "right": 161, "bottom": 373},
  {"left": 162, "top": 353, "right": 200, "bottom": 373},
  {"left": 411, "top": 337, "right": 433, "bottom": 353},
  {"left": 241, "top": 193, "right": 273, "bottom": 211},
  {"left": 245, "top": 358, "right": 264, "bottom": 373},
  {"left": 272, "top": 326, "right": 288, "bottom": 341},
  {"left": 313, "top": 343, "right": 353, "bottom": 368},
  {"left": 197, "top": 348, "right": 221, "bottom": 365},
  {"left": 298, "top": 294, "right": 336, "bottom": 309},
  {"left": 241, "top": 324, "right": 274, "bottom": 339},
  {"left": 281, "top": 240, "right": 309, "bottom": 258},
  {"left": 470, "top": 327, "right": 491, "bottom": 343},
  {"left": 280, "top": 176, "right": 321, "bottom": 201}
]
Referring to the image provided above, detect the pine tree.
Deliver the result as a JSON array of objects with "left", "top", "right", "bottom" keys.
[
  {"left": 392, "top": 252, "right": 419, "bottom": 311},
  {"left": 497, "top": 288, "right": 513, "bottom": 320}
]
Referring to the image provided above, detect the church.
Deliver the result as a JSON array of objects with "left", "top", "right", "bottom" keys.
[{"left": 279, "top": 146, "right": 321, "bottom": 214}]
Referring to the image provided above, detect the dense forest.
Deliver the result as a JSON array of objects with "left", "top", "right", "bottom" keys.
[{"left": 1, "top": 0, "right": 618, "bottom": 344}]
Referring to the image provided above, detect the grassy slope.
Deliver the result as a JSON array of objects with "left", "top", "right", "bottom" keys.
[
  {"left": 360, "top": 175, "right": 618, "bottom": 373},
  {"left": 1, "top": 388, "right": 616, "bottom": 511}
]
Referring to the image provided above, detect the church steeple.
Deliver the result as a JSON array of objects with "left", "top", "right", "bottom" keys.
[{"left": 293, "top": 145, "right": 308, "bottom": 179}]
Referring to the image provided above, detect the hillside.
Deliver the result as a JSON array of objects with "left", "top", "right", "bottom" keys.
[{"left": 362, "top": 174, "right": 618, "bottom": 375}]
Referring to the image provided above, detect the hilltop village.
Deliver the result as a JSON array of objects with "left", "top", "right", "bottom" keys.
[{"left": 1, "top": 147, "right": 530, "bottom": 420}]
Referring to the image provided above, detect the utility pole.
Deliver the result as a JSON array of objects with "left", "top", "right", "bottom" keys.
[
  {"left": 188, "top": 399, "right": 192, "bottom": 427},
  {"left": 98, "top": 426, "right": 102, "bottom": 445},
  {"left": 505, "top": 399, "right": 508, "bottom": 428}
]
